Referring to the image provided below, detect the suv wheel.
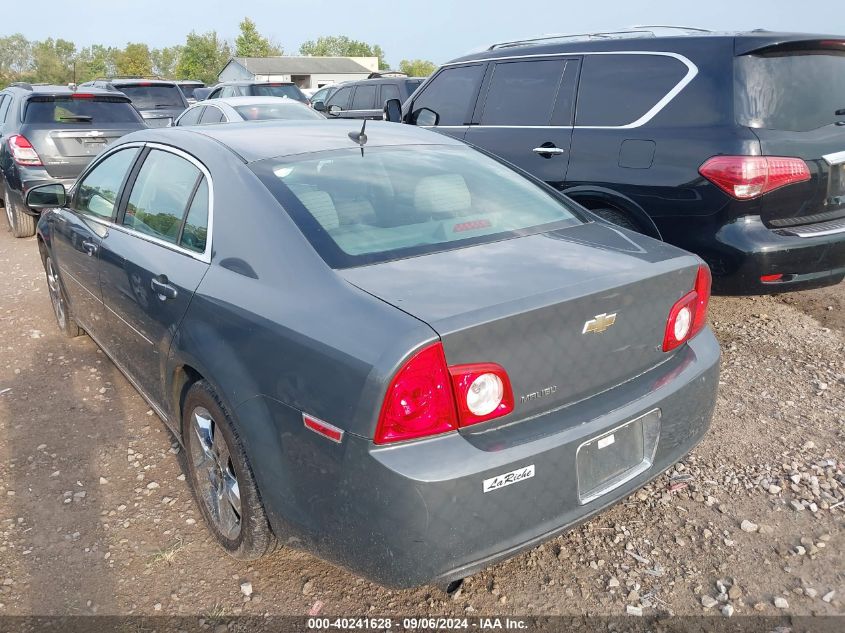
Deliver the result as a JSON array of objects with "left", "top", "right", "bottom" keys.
[
  {"left": 183, "top": 380, "right": 278, "bottom": 560},
  {"left": 591, "top": 207, "right": 642, "bottom": 233},
  {"left": 39, "top": 246, "right": 83, "bottom": 338},
  {"left": 3, "top": 184, "right": 36, "bottom": 238}
]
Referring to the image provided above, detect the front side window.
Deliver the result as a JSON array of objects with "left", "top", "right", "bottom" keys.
[
  {"left": 123, "top": 149, "right": 202, "bottom": 244},
  {"left": 575, "top": 54, "right": 688, "bottom": 126},
  {"left": 351, "top": 85, "right": 377, "bottom": 109},
  {"left": 251, "top": 145, "right": 582, "bottom": 268},
  {"left": 75, "top": 148, "right": 139, "bottom": 219},
  {"left": 411, "top": 64, "right": 484, "bottom": 126},
  {"left": 327, "top": 86, "right": 353, "bottom": 110},
  {"left": 480, "top": 59, "right": 567, "bottom": 126}
]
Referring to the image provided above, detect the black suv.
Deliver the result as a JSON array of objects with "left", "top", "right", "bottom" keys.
[
  {"left": 316, "top": 77, "right": 424, "bottom": 120},
  {"left": 0, "top": 83, "right": 145, "bottom": 237},
  {"left": 206, "top": 81, "right": 309, "bottom": 104},
  {"left": 81, "top": 79, "right": 188, "bottom": 128},
  {"left": 387, "top": 28, "right": 845, "bottom": 294}
]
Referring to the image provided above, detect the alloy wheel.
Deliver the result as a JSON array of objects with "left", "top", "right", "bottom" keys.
[
  {"left": 45, "top": 256, "right": 67, "bottom": 329},
  {"left": 190, "top": 406, "right": 242, "bottom": 540}
]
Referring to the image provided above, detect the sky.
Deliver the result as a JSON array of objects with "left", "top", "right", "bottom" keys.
[{"left": 6, "top": 0, "right": 845, "bottom": 66}]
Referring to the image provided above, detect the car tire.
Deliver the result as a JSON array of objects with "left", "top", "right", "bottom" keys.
[
  {"left": 39, "top": 245, "right": 84, "bottom": 338},
  {"left": 3, "top": 184, "right": 37, "bottom": 238},
  {"left": 183, "top": 380, "right": 278, "bottom": 560},
  {"left": 591, "top": 207, "right": 642, "bottom": 233}
]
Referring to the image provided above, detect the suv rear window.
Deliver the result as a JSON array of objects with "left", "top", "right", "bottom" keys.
[
  {"left": 24, "top": 96, "right": 142, "bottom": 124},
  {"left": 251, "top": 84, "right": 305, "bottom": 100},
  {"left": 735, "top": 50, "right": 845, "bottom": 132},
  {"left": 575, "top": 54, "right": 688, "bottom": 127},
  {"left": 251, "top": 145, "right": 582, "bottom": 268},
  {"left": 117, "top": 85, "right": 184, "bottom": 109}
]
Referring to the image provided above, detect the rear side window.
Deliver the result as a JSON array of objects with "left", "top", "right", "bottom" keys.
[
  {"left": 75, "top": 148, "right": 139, "bottom": 219},
  {"left": 352, "top": 85, "right": 377, "bottom": 109},
  {"left": 177, "top": 107, "right": 203, "bottom": 126},
  {"left": 381, "top": 84, "right": 400, "bottom": 103},
  {"left": 480, "top": 59, "right": 567, "bottom": 126},
  {"left": 199, "top": 106, "right": 224, "bottom": 124},
  {"left": 0, "top": 95, "right": 11, "bottom": 123},
  {"left": 735, "top": 50, "right": 845, "bottom": 132},
  {"left": 252, "top": 84, "right": 304, "bottom": 100},
  {"left": 411, "top": 64, "right": 485, "bottom": 126},
  {"left": 575, "top": 54, "right": 688, "bottom": 126},
  {"left": 123, "top": 149, "right": 202, "bottom": 244},
  {"left": 24, "top": 97, "right": 141, "bottom": 124},
  {"left": 181, "top": 178, "right": 209, "bottom": 252},
  {"left": 117, "top": 85, "right": 184, "bottom": 109}
]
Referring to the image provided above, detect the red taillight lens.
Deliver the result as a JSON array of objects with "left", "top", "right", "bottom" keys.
[
  {"left": 699, "top": 155, "right": 810, "bottom": 200},
  {"left": 449, "top": 363, "right": 515, "bottom": 427},
  {"left": 663, "top": 264, "right": 711, "bottom": 352},
  {"left": 71, "top": 93, "right": 95, "bottom": 99},
  {"left": 8, "top": 135, "right": 42, "bottom": 167},
  {"left": 374, "top": 343, "right": 458, "bottom": 444}
]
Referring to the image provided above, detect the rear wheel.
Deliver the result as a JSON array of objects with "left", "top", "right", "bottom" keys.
[
  {"left": 183, "top": 380, "right": 277, "bottom": 560},
  {"left": 40, "top": 246, "right": 83, "bottom": 338},
  {"left": 3, "top": 184, "right": 36, "bottom": 238},
  {"left": 590, "top": 207, "right": 642, "bottom": 233}
]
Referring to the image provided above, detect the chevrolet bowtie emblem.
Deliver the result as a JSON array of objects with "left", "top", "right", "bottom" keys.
[{"left": 582, "top": 312, "right": 617, "bottom": 334}]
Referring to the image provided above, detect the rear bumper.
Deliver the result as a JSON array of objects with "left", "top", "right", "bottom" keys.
[
  {"left": 16, "top": 168, "right": 75, "bottom": 216},
  {"left": 707, "top": 216, "right": 845, "bottom": 295},
  {"left": 246, "top": 330, "right": 720, "bottom": 588}
]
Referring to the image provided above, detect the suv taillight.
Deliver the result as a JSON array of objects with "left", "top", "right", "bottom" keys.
[
  {"left": 8, "top": 135, "right": 42, "bottom": 167},
  {"left": 699, "top": 155, "right": 810, "bottom": 200},
  {"left": 663, "top": 264, "right": 711, "bottom": 352},
  {"left": 374, "top": 343, "right": 514, "bottom": 444}
]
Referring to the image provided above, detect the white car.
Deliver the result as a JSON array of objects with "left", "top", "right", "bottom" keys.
[{"left": 174, "top": 96, "right": 325, "bottom": 126}]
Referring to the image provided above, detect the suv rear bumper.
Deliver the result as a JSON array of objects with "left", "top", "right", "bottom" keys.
[
  {"left": 243, "top": 330, "right": 720, "bottom": 588},
  {"left": 707, "top": 216, "right": 845, "bottom": 295},
  {"left": 16, "top": 167, "right": 75, "bottom": 216}
]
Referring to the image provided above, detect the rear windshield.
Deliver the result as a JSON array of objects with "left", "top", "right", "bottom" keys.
[
  {"left": 234, "top": 103, "right": 324, "bottom": 121},
  {"left": 117, "top": 84, "right": 185, "bottom": 109},
  {"left": 251, "top": 145, "right": 583, "bottom": 268},
  {"left": 178, "top": 84, "right": 203, "bottom": 99},
  {"left": 24, "top": 97, "right": 142, "bottom": 124},
  {"left": 735, "top": 50, "right": 845, "bottom": 132},
  {"left": 251, "top": 84, "right": 306, "bottom": 100}
]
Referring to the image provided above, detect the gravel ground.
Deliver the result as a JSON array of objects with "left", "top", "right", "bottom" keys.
[{"left": 0, "top": 227, "right": 842, "bottom": 620}]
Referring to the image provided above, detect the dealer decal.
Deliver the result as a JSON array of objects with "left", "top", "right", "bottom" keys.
[{"left": 482, "top": 465, "right": 535, "bottom": 493}]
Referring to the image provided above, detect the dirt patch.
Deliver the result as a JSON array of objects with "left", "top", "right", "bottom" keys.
[{"left": 0, "top": 228, "right": 842, "bottom": 620}]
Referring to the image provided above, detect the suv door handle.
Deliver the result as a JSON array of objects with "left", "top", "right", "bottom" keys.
[
  {"left": 150, "top": 276, "right": 177, "bottom": 300},
  {"left": 532, "top": 146, "right": 566, "bottom": 156},
  {"left": 81, "top": 240, "right": 98, "bottom": 256}
]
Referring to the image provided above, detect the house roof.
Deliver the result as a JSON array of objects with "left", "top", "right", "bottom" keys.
[{"left": 227, "top": 56, "right": 373, "bottom": 76}]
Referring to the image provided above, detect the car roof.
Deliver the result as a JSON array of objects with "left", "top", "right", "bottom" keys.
[
  {"left": 217, "top": 80, "right": 296, "bottom": 86},
  {"left": 3, "top": 84, "right": 120, "bottom": 97},
  {"left": 203, "top": 96, "right": 312, "bottom": 107},
  {"left": 105, "top": 79, "right": 181, "bottom": 86},
  {"left": 122, "top": 120, "right": 464, "bottom": 163},
  {"left": 448, "top": 30, "right": 845, "bottom": 63}
]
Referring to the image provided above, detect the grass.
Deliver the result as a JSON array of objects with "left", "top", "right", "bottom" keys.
[{"left": 149, "top": 537, "right": 184, "bottom": 566}]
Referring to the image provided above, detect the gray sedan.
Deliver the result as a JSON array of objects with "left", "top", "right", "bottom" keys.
[
  {"left": 27, "top": 121, "right": 719, "bottom": 588},
  {"left": 174, "top": 96, "right": 324, "bottom": 126}
]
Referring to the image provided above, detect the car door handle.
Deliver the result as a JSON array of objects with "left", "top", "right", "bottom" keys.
[
  {"left": 150, "top": 277, "right": 177, "bottom": 300},
  {"left": 532, "top": 146, "right": 566, "bottom": 155},
  {"left": 81, "top": 240, "right": 98, "bottom": 256}
]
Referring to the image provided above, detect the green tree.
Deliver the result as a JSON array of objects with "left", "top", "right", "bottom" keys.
[
  {"left": 75, "top": 45, "right": 118, "bottom": 82},
  {"left": 29, "top": 38, "right": 76, "bottom": 83},
  {"left": 0, "top": 34, "right": 33, "bottom": 85},
  {"left": 116, "top": 42, "right": 153, "bottom": 77},
  {"left": 399, "top": 59, "right": 437, "bottom": 77},
  {"left": 175, "top": 30, "right": 231, "bottom": 84},
  {"left": 235, "top": 17, "right": 281, "bottom": 57},
  {"left": 299, "top": 35, "right": 388, "bottom": 70},
  {"left": 151, "top": 46, "right": 182, "bottom": 78}
]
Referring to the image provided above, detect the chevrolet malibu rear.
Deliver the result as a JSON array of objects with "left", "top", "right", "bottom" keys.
[{"left": 37, "top": 121, "right": 719, "bottom": 589}]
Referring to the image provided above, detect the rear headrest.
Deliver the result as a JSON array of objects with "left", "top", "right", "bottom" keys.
[
  {"left": 414, "top": 174, "right": 471, "bottom": 216},
  {"left": 296, "top": 190, "right": 339, "bottom": 231}
]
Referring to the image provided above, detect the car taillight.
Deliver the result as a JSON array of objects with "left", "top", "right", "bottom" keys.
[
  {"left": 374, "top": 343, "right": 515, "bottom": 444},
  {"left": 663, "top": 264, "right": 711, "bottom": 352},
  {"left": 449, "top": 363, "right": 514, "bottom": 427},
  {"left": 699, "top": 155, "right": 810, "bottom": 200},
  {"left": 375, "top": 343, "right": 458, "bottom": 444},
  {"left": 8, "top": 135, "right": 42, "bottom": 167}
]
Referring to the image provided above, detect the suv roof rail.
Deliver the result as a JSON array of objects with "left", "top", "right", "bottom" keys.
[
  {"left": 91, "top": 75, "right": 166, "bottom": 82},
  {"left": 10, "top": 82, "right": 33, "bottom": 90},
  {"left": 487, "top": 25, "right": 714, "bottom": 49}
]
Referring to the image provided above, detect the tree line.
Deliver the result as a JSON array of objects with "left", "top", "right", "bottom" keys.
[{"left": 0, "top": 18, "right": 438, "bottom": 88}]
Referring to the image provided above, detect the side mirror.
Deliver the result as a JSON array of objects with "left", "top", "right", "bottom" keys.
[
  {"left": 383, "top": 98, "right": 402, "bottom": 123},
  {"left": 312, "top": 101, "right": 326, "bottom": 112},
  {"left": 412, "top": 107, "right": 439, "bottom": 127},
  {"left": 327, "top": 104, "right": 342, "bottom": 116},
  {"left": 26, "top": 183, "right": 66, "bottom": 210}
]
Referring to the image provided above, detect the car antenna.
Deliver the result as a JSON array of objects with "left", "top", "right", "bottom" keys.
[{"left": 348, "top": 119, "right": 367, "bottom": 155}]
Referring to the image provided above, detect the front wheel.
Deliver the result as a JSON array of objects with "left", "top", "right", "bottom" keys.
[
  {"left": 183, "top": 380, "right": 277, "bottom": 560},
  {"left": 3, "top": 184, "right": 37, "bottom": 238}
]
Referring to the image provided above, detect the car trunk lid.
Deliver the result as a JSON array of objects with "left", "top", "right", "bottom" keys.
[
  {"left": 341, "top": 223, "right": 703, "bottom": 423},
  {"left": 734, "top": 40, "right": 845, "bottom": 227}
]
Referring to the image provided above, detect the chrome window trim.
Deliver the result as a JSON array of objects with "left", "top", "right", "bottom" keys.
[
  {"left": 72, "top": 141, "right": 214, "bottom": 264},
  {"left": 435, "top": 51, "right": 698, "bottom": 130}
]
